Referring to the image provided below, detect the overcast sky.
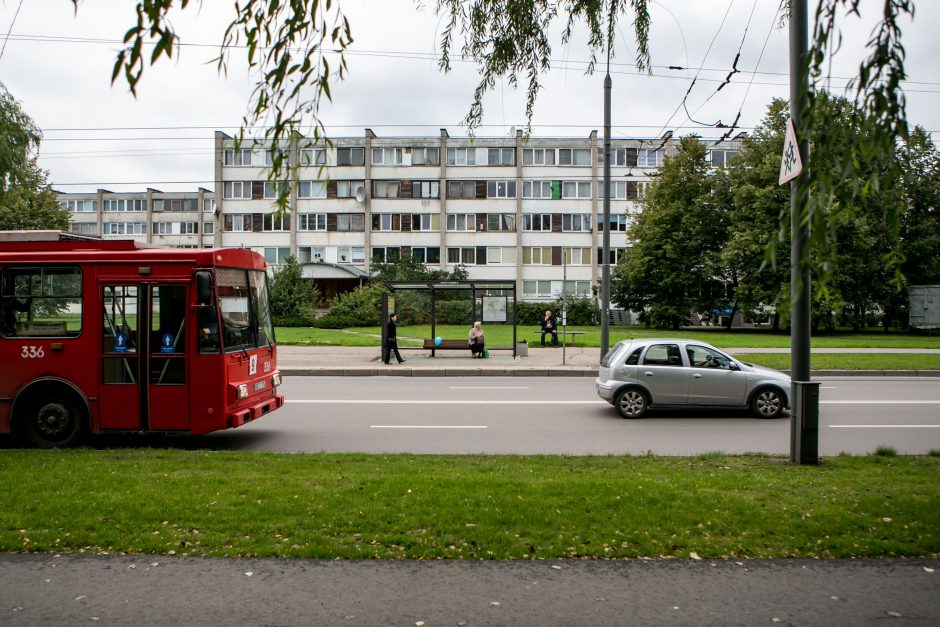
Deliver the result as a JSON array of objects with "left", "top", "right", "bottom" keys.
[{"left": 1, "top": 0, "right": 937, "bottom": 193}]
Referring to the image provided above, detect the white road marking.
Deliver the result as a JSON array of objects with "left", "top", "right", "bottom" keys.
[
  {"left": 370, "top": 425, "right": 487, "bottom": 429},
  {"left": 821, "top": 400, "right": 940, "bottom": 404},
  {"left": 287, "top": 399, "right": 604, "bottom": 404},
  {"left": 448, "top": 386, "right": 530, "bottom": 390},
  {"left": 829, "top": 424, "right": 940, "bottom": 429},
  {"left": 820, "top": 386, "right": 838, "bottom": 389}
]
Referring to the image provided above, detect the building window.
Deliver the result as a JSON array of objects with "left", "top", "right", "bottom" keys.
[
  {"left": 336, "top": 214, "right": 364, "bottom": 232},
  {"left": 558, "top": 148, "right": 591, "bottom": 166},
  {"left": 351, "top": 246, "right": 365, "bottom": 263},
  {"left": 446, "top": 214, "right": 475, "bottom": 232},
  {"left": 486, "top": 247, "right": 516, "bottom": 265},
  {"left": 300, "top": 148, "right": 327, "bottom": 167},
  {"left": 411, "top": 214, "right": 440, "bottom": 231},
  {"left": 298, "top": 213, "right": 326, "bottom": 231},
  {"left": 563, "top": 247, "right": 591, "bottom": 265},
  {"left": 486, "top": 180, "right": 517, "bottom": 198},
  {"left": 336, "top": 147, "right": 365, "bottom": 166},
  {"left": 372, "top": 214, "right": 402, "bottom": 232},
  {"left": 336, "top": 181, "right": 365, "bottom": 198},
  {"left": 298, "top": 245, "right": 325, "bottom": 263},
  {"left": 710, "top": 149, "right": 739, "bottom": 168},
  {"left": 485, "top": 214, "right": 515, "bottom": 232},
  {"left": 411, "top": 147, "right": 440, "bottom": 166},
  {"left": 561, "top": 181, "right": 592, "bottom": 199},
  {"left": 372, "top": 181, "right": 401, "bottom": 198},
  {"left": 372, "top": 147, "right": 404, "bottom": 165},
  {"left": 262, "top": 213, "right": 290, "bottom": 231},
  {"left": 70, "top": 223, "right": 97, "bottom": 235},
  {"left": 523, "top": 280, "right": 553, "bottom": 297},
  {"left": 446, "top": 180, "right": 476, "bottom": 199},
  {"left": 203, "top": 198, "right": 216, "bottom": 213},
  {"left": 223, "top": 214, "right": 253, "bottom": 232},
  {"left": 223, "top": 148, "right": 253, "bottom": 166},
  {"left": 600, "top": 181, "right": 627, "bottom": 200},
  {"left": 263, "top": 181, "right": 290, "bottom": 199},
  {"left": 639, "top": 148, "right": 665, "bottom": 168},
  {"left": 604, "top": 214, "right": 630, "bottom": 232},
  {"left": 522, "top": 180, "right": 553, "bottom": 199},
  {"left": 263, "top": 247, "right": 292, "bottom": 266},
  {"left": 412, "top": 180, "right": 440, "bottom": 198},
  {"left": 562, "top": 214, "right": 592, "bottom": 232},
  {"left": 298, "top": 180, "right": 327, "bottom": 199},
  {"left": 412, "top": 247, "right": 442, "bottom": 264},
  {"left": 523, "top": 214, "right": 551, "bottom": 231},
  {"left": 522, "top": 148, "right": 555, "bottom": 166},
  {"left": 102, "top": 222, "right": 147, "bottom": 235},
  {"left": 598, "top": 247, "right": 626, "bottom": 265},
  {"left": 203, "top": 221, "right": 214, "bottom": 235},
  {"left": 372, "top": 247, "right": 401, "bottom": 263},
  {"left": 61, "top": 199, "right": 97, "bottom": 213},
  {"left": 563, "top": 280, "right": 592, "bottom": 296},
  {"left": 223, "top": 181, "right": 252, "bottom": 199},
  {"left": 522, "top": 247, "right": 552, "bottom": 265},
  {"left": 446, "top": 147, "right": 476, "bottom": 166},
  {"left": 487, "top": 147, "right": 514, "bottom": 166},
  {"left": 446, "top": 247, "right": 476, "bottom": 265}
]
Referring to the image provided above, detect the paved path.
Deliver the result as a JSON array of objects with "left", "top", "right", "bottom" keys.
[
  {"left": 276, "top": 345, "right": 940, "bottom": 377},
  {"left": 2, "top": 554, "right": 937, "bottom": 626}
]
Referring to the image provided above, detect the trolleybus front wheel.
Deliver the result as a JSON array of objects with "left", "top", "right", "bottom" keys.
[{"left": 18, "top": 396, "right": 84, "bottom": 449}]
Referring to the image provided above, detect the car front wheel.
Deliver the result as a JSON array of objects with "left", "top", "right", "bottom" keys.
[
  {"left": 751, "top": 388, "right": 784, "bottom": 419},
  {"left": 614, "top": 388, "right": 648, "bottom": 419}
]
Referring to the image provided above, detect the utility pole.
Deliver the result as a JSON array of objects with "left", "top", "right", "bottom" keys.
[
  {"left": 600, "top": 67, "right": 612, "bottom": 361},
  {"left": 788, "top": 0, "right": 819, "bottom": 464}
]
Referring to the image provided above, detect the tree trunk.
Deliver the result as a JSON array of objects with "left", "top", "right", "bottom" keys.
[{"left": 724, "top": 301, "right": 738, "bottom": 331}]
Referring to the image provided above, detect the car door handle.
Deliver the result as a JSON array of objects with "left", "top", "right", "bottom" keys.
[
  {"left": 644, "top": 371, "right": 654, "bottom": 377},
  {"left": 693, "top": 374, "right": 703, "bottom": 379}
]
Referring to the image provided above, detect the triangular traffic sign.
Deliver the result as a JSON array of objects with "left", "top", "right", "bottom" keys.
[{"left": 779, "top": 117, "right": 803, "bottom": 185}]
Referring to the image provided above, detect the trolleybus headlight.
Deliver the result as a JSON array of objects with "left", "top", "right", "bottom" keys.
[
  {"left": 272, "top": 372, "right": 282, "bottom": 387},
  {"left": 236, "top": 384, "right": 249, "bottom": 400}
]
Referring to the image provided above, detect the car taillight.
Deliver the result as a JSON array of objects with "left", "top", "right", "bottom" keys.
[
  {"left": 236, "top": 384, "right": 249, "bottom": 400},
  {"left": 272, "top": 372, "right": 282, "bottom": 387}
]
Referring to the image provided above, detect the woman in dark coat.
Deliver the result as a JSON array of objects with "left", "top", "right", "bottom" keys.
[{"left": 383, "top": 313, "right": 405, "bottom": 364}]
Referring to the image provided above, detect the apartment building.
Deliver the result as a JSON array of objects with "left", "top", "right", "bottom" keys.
[
  {"left": 58, "top": 188, "right": 216, "bottom": 249},
  {"left": 56, "top": 130, "right": 742, "bottom": 302}
]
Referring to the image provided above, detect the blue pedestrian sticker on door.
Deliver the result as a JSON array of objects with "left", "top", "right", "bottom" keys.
[
  {"left": 160, "top": 333, "right": 175, "bottom": 353},
  {"left": 113, "top": 332, "right": 128, "bottom": 353}
]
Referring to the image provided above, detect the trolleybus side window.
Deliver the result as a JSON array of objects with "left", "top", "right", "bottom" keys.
[
  {"left": 1, "top": 266, "right": 82, "bottom": 338},
  {"left": 102, "top": 285, "right": 139, "bottom": 384},
  {"left": 248, "top": 270, "right": 275, "bottom": 347}
]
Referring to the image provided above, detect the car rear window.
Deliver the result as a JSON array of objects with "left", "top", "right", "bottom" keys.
[
  {"left": 625, "top": 347, "right": 643, "bottom": 365},
  {"left": 600, "top": 341, "right": 629, "bottom": 367}
]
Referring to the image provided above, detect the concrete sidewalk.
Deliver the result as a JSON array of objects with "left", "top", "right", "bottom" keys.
[{"left": 276, "top": 344, "right": 940, "bottom": 377}]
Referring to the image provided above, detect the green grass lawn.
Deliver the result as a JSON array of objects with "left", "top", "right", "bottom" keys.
[
  {"left": 2, "top": 450, "right": 937, "bottom": 560},
  {"left": 275, "top": 325, "right": 940, "bottom": 350},
  {"left": 739, "top": 354, "right": 940, "bottom": 371}
]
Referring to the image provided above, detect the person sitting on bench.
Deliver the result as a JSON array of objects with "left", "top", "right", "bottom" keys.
[
  {"left": 468, "top": 321, "right": 485, "bottom": 358},
  {"left": 540, "top": 309, "right": 558, "bottom": 347}
]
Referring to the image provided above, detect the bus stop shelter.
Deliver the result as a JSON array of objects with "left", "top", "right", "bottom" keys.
[{"left": 382, "top": 280, "right": 518, "bottom": 358}]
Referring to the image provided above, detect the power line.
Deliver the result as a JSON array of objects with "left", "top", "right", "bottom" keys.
[{"left": 0, "top": 0, "right": 24, "bottom": 61}]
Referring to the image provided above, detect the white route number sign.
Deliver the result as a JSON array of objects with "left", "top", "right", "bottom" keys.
[{"left": 779, "top": 117, "right": 803, "bottom": 185}]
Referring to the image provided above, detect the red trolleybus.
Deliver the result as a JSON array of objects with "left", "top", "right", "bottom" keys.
[{"left": 0, "top": 232, "right": 284, "bottom": 447}]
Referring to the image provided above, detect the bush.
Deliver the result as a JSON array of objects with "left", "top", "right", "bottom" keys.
[
  {"left": 314, "top": 283, "right": 386, "bottom": 328},
  {"left": 268, "top": 256, "right": 320, "bottom": 326}
]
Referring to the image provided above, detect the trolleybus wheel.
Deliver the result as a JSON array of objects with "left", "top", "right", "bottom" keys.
[{"left": 21, "top": 397, "right": 83, "bottom": 448}]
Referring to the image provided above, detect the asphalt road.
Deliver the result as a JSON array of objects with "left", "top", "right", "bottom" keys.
[
  {"left": 2, "top": 554, "right": 938, "bottom": 626},
  {"left": 193, "top": 376, "right": 940, "bottom": 456}
]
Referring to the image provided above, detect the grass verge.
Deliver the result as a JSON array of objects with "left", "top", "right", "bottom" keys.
[
  {"left": 2, "top": 451, "right": 937, "bottom": 560},
  {"left": 737, "top": 353, "right": 940, "bottom": 371},
  {"left": 275, "top": 325, "right": 940, "bottom": 350}
]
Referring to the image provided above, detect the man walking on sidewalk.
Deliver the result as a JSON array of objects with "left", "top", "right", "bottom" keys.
[{"left": 383, "top": 313, "right": 405, "bottom": 364}]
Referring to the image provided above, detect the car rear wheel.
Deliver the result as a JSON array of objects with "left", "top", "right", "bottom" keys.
[
  {"left": 614, "top": 388, "right": 648, "bottom": 419},
  {"left": 751, "top": 388, "right": 784, "bottom": 419}
]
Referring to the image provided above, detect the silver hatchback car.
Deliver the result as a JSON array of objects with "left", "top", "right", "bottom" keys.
[{"left": 596, "top": 338, "right": 791, "bottom": 419}]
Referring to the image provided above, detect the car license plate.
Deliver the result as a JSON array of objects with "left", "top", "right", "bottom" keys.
[{"left": 253, "top": 380, "right": 266, "bottom": 391}]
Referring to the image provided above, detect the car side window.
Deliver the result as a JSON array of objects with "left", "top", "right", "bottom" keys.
[
  {"left": 687, "top": 345, "right": 734, "bottom": 370},
  {"left": 625, "top": 347, "right": 643, "bottom": 365},
  {"left": 642, "top": 344, "right": 682, "bottom": 367}
]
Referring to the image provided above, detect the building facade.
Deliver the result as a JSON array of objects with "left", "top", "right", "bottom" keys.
[{"left": 58, "top": 130, "right": 742, "bottom": 302}]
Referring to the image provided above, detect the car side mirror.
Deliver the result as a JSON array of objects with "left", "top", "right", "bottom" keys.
[{"left": 729, "top": 362, "right": 740, "bottom": 371}]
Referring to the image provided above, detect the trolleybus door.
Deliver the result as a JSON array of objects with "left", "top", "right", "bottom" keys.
[{"left": 98, "top": 283, "right": 190, "bottom": 431}]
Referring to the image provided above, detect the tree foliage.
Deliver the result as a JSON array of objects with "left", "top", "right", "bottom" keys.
[
  {"left": 0, "top": 85, "right": 68, "bottom": 232},
  {"left": 268, "top": 255, "right": 320, "bottom": 326},
  {"left": 611, "top": 137, "right": 731, "bottom": 330}
]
